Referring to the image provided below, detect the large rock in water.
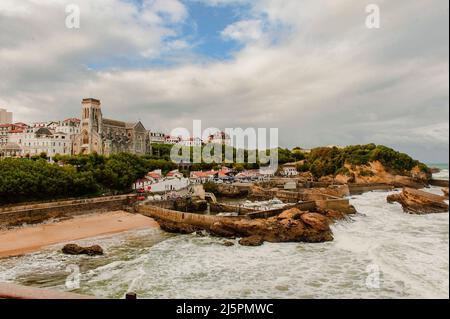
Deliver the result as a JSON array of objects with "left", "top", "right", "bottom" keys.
[
  {"left": 387, "top": 188, "right": 449, "bottom": 215},
  {"left": 239, "top": 235, "right": 264, "bottom": 246},
  {"left": 209, "top": 208, "right": 333, "bottom": 244},
  {"left": 62, "top": 244, "right": 104, "bottom": 256}
]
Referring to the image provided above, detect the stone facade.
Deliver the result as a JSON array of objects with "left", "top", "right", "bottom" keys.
[{"left": 72, "top": 98, "right": 148, "bottom": 155}]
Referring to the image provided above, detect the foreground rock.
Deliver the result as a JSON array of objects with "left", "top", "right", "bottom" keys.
[
  {"left": 387, "top": 188, "right": 449, "bottom": 215},
  {"left": 62, "top": 244, "right": 104, "bottom": 256},
  {"left": 239, "top": 235, "right": 264, "bottom": 246}
]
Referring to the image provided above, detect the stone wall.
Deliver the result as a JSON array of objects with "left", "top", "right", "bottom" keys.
[
  {"left": 348, "top": 183, "right": 394, "bottom": 195},
  {"left": 430, "top": 179, "right": 449, "bottom": 188},
  {"left": 138, "top": 205, "right": 236, "bottom": 229},
  {"left": 0, "top": 195, "right": 136, "bottom": 229}
]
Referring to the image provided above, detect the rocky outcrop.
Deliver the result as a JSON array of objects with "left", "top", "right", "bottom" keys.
[
  {"left": 239, "top": 235, "right": 264, "bottom": 246},
  {"left": 332, "top": 161, "right": 430, "bottom": 188},
  {"left": 387, "top": 188, "right": 449, "bottom": 215},
  {"left": 157, "top": 219, "right": 203, "bottom": 234},
  {"left": 62, "top": 244, "right": 104, "bottom": 256},
  {"left": 318, "top": 175, "right": 335, "bottom": 184},
  {"left": 209, "top": 208, "right": 333, "bottom": 244},
  {"left": 149, "top": 206, "right": 334, "bottom": 244},
  {"left": 223, "top": 241, "right": 235, "bottom": 247},
  {"left": 334, "top": 173, "right": 355, "bottom": 185}
]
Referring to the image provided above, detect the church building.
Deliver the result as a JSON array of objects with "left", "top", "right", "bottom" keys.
[{"left": 72, "top": 98, "right": 148, "bottom": 156}]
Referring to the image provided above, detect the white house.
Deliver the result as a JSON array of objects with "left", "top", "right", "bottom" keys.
[
  {"left": 165, "top": 135, "right": 182, "bottom": 145},
  {"left": 259, "top": 166, "right": 276, "bottom": 177},
  {"left": 178, "top": 137, "right": 203, "bottom": 147},
  {"left": 166, "top": 169, "right": 184, "bottom": 178},
  {"left": 133, "top": 176, "right": 190, "bottom": 193},
  {"left": 148, "top": 131, "right": 166, "bottom": 144},
  {"left": 280, "top": 163, "right": 299, "bottom": 177}
]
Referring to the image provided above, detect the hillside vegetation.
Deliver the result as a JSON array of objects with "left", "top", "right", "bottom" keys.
[{"left": 297, "top": 144, "right": 429, "bottom": 178}]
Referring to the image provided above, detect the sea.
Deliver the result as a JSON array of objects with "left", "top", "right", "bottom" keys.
[{"left": 0, "top": 164, "right": 448, "bottom": 299}]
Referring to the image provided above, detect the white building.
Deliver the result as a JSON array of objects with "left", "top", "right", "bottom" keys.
[
  {"left": 165, "top": 135, "right": 182, "bottom": 145},
  {"left": 178, "top": 137, "right": 203, "bottom": 147},
  {"left": 55, "top": 118, "right": 80, "bottom": 138},
  {"left": 148, "top": 131, "right": 166, "bottom": 144},
  {"left": 133, "top": 176, "right": 190, "bottom": 193},
  {"left": 259, "top": 166, "right": 277, "bottom": 177},
  {"left": 9, "top": 127, "right": 72, "bottom": 160},
  {"left": 0, "top": 108, "right": 12, "bottom": 124},
  {"left": 280, "top": 163, "right": 299, "bottom": 177},
  {"left": 0, "top": 123, "right": 28, "bottom": 147}
]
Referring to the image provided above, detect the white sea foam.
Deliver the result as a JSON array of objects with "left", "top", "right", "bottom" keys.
[{"left": 0, "top": 189, "right": 448, "bottom": 298}]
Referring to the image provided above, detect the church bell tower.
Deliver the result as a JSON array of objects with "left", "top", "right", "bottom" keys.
[{"left": 80, "top": 98, "right": 103, "bottom": 153}]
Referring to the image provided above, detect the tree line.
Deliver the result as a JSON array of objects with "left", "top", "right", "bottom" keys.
[{"left": 0, "top": 143, "right": 428, "bottom": 204}]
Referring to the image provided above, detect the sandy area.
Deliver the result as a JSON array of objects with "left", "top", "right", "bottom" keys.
[{"left": 0, "top": 211, "right": 159, "bottom": 258}]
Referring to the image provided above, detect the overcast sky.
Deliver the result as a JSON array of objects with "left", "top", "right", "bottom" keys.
[{"left": 0, "top": 0, "right": 448, "bottom": 163}]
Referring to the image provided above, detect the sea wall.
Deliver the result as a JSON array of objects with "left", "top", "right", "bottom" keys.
[
  {"left": 138, "top": 204, "right": 236, "bottom": 229},
  {"left": 430, "top": 179, "right": 449, "bottom": 188},
  {"left": 0, "top": 195, "right": 136, "bottom": 229},
  {"left": 348, "top": 183, "right": 394, "bottom": 195}
]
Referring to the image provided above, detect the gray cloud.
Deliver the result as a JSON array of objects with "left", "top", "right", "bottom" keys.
[{"left": 0, "top": 0, "right": 448, "bottom": 163}]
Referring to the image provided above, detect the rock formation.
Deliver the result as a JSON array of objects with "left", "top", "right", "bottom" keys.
[
  {"left": 332, "top": 161, "right": 430, "bottom": 188},
  {"left": 62, "top": 244, "right": 104, "bottom": 256},
  {"left": 152, "top": 207, "right": 334, "bottom": 245},
  {"left": 387, "top": 188, "right": 449, "bottom": 215},
  {"left": 239, "top": 235, "right": 264, "bottom": 246},
  {"left": 210, "top": 209, "right": 333, "bottom": 245}
]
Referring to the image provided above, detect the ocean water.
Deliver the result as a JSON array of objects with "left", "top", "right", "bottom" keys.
[
  {"left": 0, "top": 168, "right": 448, "bottom": 299},
  {"left": 429, "top": 163, "right": 449, "bottom": 180}
]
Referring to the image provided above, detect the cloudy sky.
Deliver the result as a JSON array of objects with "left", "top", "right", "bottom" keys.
[{"left": 0, "top": 0, "right": 448, "bottom": 162}]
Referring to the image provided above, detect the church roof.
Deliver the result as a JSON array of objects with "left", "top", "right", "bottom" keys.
[{"left": 103, "top": 118, "right": 126, "bottom": 128}]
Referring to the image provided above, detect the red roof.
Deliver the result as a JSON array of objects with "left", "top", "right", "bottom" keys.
[
  {"left": 147, "top": 172, "right": 162, "bottom": 179},
  {"left": 190, "top": 171, "right": 217, "bottom": 178},
  {"left": 13, "top": 122, "right": 28, "bottom": 127}
]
